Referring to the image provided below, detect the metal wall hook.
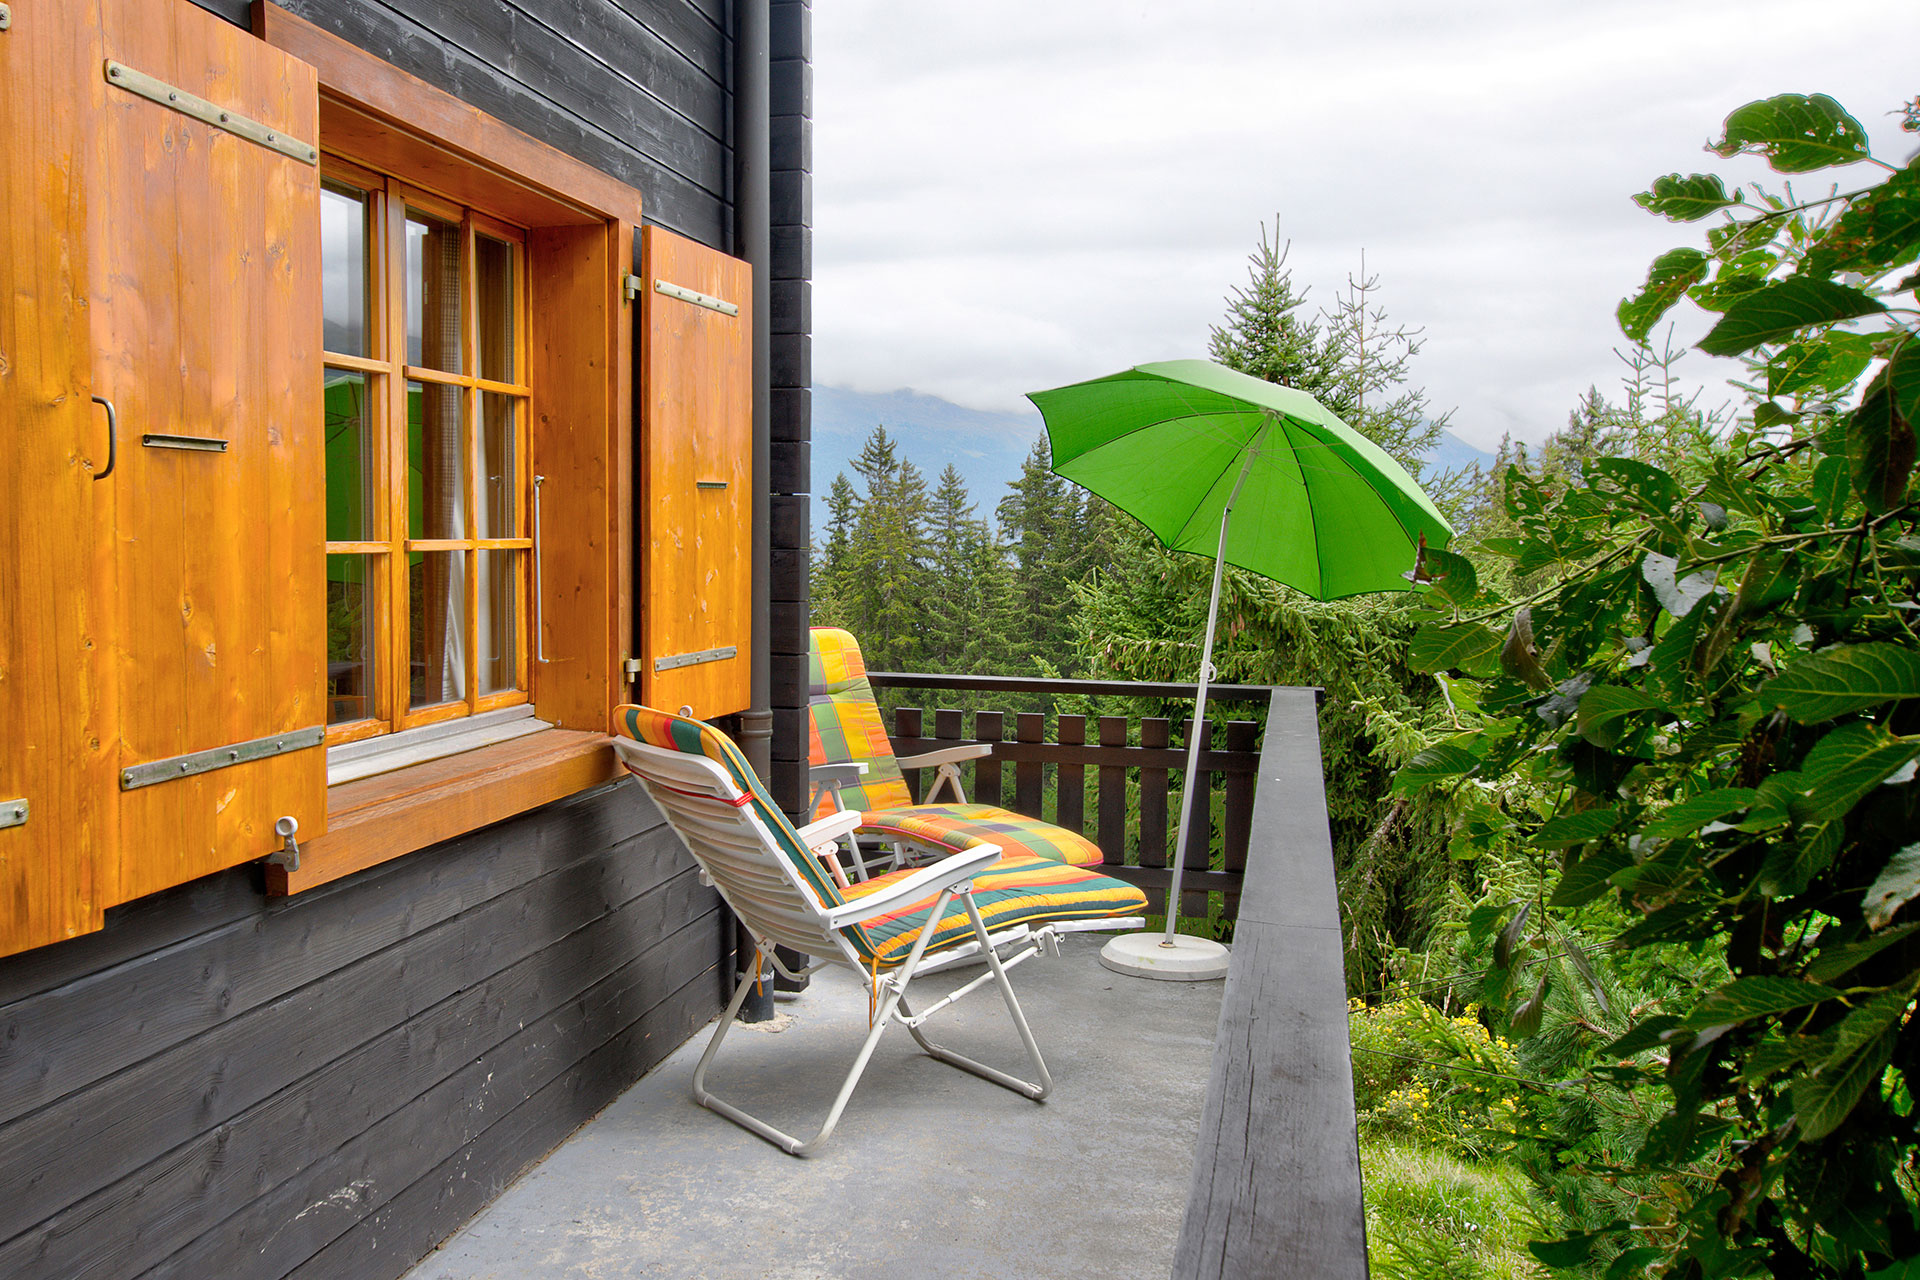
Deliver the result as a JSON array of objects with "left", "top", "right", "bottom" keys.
[
  {"left": 90, "top": 395, "right": 116, "bottom": 480},
  {"left": 268, "top": 815, "right": 301, "bottom": 872}
]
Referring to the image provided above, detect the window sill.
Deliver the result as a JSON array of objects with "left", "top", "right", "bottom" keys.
[{"left": 266, "top": 728, "right": 622, "bottom": 896}]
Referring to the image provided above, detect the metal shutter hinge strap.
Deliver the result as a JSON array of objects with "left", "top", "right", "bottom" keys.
[
  {"left": 120, "top": 726, "right": 325, "bottom": 790},
  {"left": 654, "top": 645, "right": 738, "bottom": 673},
  {"left": 0, "top": 799, "right": 26, "bottom": 831},
  {"left": 104, "top": 60, "right": 318, "bottom": 166},
  {"left": 654, "top": 279, "right": 739, "bottom": 316}
]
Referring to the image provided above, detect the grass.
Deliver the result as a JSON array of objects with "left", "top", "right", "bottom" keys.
[{"left": 1362, "top": 1138, "right": 1558, "bottom": 1280}]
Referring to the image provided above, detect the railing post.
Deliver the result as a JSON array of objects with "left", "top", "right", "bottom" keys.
[
  {"left": 893, "top": 706, "right": 923, "bottom": 802},
  {"left": 1057, "top": 714, "right": 1086, "bottom": 835},
  {"left": 1222, "top": 719, "right": 1259, "bottom": 921},
  {"left": 1178, "top": 715, "right": 1215, "bottom": 923},
  {"left": 1139, "top": 717, "right": 1170, "bottom": 917},
  {"left": 1014, "top": 712, "right": 1045, "bottom": 818},
  {"left": 1097, "top": 715, "right": 1129, "bottom": 870},
  {"left": 974, "top": 710, "right": 1004, "bottom": 807}
]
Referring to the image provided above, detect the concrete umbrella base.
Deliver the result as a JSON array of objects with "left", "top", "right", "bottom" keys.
[{"left": 1099, "top": 932, "right": 1230, "bottom": 982}]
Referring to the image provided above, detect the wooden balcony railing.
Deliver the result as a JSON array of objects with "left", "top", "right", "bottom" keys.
[{"left": 866, "top": 672, "right": 1272, "bottom": 922}]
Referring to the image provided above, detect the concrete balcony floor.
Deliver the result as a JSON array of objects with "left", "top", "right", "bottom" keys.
[{"left": 404, "top": 933, "right": 1225, "bottom": 1280}]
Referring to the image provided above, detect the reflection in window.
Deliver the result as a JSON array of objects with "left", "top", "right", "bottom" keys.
[
  {"left": 406, "top": 210, "right": 463, "bottom": 374},
  {"left": 327, "top": 554, "right": 376, "bottom": 725},
  {"left": 408, "top": 380, "right": 466, "bottom": 541},
  {"left": 410, "top": 550, "right": 466, "bottom": 709},
  {"left": 324, "top": 370, "right": 376, "bottom": 542},
  {"left": 478, "top": 392, "right": 516, "bottom": 540},
  {"left": 476, "top": 234, "right": 515, "bottom": 384},
  {"left": 477, "top": 550, "right": 519, "bottom": 695},
  {"left": 321, "top": 182, "right": 367, "bottom": 356}
]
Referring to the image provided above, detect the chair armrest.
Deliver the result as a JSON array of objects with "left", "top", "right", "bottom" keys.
[
  {"left": 807, "top": 762, "right": 869, "bottom": 785},
  {"left": 824, "top": 844, "right": 1001, "bottom": 929},
  {"left": 895, "top": 742, "right": 993, "bottom": 770},
  {"left": 795, "top": 809, "right": 862, "bottom": 848}
]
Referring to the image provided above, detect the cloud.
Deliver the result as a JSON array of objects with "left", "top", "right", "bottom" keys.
[{"left": 813, "top": 0, "right": 1917, "bottom": 449}]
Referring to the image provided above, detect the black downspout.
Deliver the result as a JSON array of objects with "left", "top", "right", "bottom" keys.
[{"left": 734, "top": 0, "right": 776, "bottom": 1022}]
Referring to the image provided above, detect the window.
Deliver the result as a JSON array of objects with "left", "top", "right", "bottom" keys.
[{"left": 322, "top": 162, "right": 533, "bottom": 744}]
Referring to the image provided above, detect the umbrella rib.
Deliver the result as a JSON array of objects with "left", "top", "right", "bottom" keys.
[{"left": 1169, "top": 437, "right": 1252, "bottom": 551}]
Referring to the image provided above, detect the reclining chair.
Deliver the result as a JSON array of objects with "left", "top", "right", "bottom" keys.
[
  {"left": 611, "top": 703, "right": 1147, "bottom": 1156},
  {"left": 808, "top": 627, "right": 1106, "bottom": 876}
]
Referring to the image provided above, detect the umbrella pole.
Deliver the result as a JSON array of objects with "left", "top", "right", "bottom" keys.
[{"left": 1163, "top": 447, "right": 1259, "bottom": 945}]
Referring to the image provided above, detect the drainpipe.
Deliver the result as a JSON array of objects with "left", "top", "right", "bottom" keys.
[{"left": 734, "top": 0, "right": 775, "bottom": 1022}]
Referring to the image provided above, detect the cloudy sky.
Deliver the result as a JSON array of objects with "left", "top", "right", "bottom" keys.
[{"left": 811, "top": 1, "right": 1916, "bottom": 452}]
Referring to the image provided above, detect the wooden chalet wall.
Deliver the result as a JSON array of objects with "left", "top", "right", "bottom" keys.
[
  {"left": 0, "top": 0, "right": 810, "bottom": 1276},
  {"left": 769, "top": 0, "right": 814, "bottom": 809}
]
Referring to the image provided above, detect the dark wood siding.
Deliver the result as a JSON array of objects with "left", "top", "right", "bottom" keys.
[
  {"left": 0, "top": 781, "right": 725, "bottom": 1279},
  {"left": 7, "top": 2, "right": 765, "bottom": 1276}
]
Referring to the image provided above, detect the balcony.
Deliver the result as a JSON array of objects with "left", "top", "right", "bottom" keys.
[{"left": 403, "top": 679, "right": 1365, "bottom": 1279}]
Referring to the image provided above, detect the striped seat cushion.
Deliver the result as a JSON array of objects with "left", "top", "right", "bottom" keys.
[
  {"left": 859, "top": 803, "right": 1106, "bottom": 869},
  {"left": 840, "top": 852, "right": 1147, "bottom": 968},
  {"left": 808, "top": 627, "right": 915, "bottom": 818}
]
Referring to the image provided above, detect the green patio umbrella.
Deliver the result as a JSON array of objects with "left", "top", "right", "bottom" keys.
[{"left": 1027, "top": 358, "right": 1453, "bottom": 979}]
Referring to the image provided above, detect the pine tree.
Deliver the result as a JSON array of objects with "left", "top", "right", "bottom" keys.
[
  {"left": 836, "top": 426, "right": 930, "bottom": 670},
  {"left": 1206, "top": 221, "right": 1340, "bottom": 398}
]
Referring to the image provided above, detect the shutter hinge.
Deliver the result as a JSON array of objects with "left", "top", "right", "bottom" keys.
[
  {"left": 623, "top": 657, "right": 644, "bottom": 677},
  {"left": 0, "top": 6, "right": 13, "bottom": 32},
  {"left": 623, "top": 273, "right": 642, "bottom": 303},
  {"left": 0, "top": 799, "right": 26, "bottom": 831}
]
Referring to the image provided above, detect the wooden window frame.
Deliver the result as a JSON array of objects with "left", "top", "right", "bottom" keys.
[
  {"left": 323, "top": 165, "right": 535, "bottom": 744},
  {"left": 256, "top": 2, "right": 640, "bottom": 895}
]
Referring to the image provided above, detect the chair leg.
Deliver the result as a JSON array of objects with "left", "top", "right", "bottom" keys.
[
  {"left": 897, "top": 894, "right": 1053, "bottom": 1102},
  {"left": 688, "top": 894, "right": 956, "bottom": 1157}
]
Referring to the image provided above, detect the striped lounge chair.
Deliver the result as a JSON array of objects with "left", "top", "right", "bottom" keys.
[
  {"left": 808, "top": 627, "right": 1107, "bottom": 876},
  {"left": 611, "top": 703, "right": 1147, "bottom": 1156}
]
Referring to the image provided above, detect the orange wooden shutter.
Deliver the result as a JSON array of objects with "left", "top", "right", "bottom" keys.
[
  {"left": 92, "top": 0, "right": 327, "bottom": 904},
  {"left": 0, "top": 4, "right": 119, "bottom": 955},
  {"left": 639, "top": 227, "right": 753, "bottom": 719}
]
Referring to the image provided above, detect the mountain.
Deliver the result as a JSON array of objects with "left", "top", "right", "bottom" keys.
[{"left": 807, "top": 384, "right": 1495, "bottom": 533}]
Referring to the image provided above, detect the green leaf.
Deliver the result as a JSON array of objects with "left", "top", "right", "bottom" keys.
[
  {"left": 1709, "top": 93, "right": 1872, "bottom": 173},
  {"left": 1641, "top": 552, "right": 1717, "bottom": 618},
  {"left": 1551, "top": 845, "right": 1631, "bottom": 907},
  {"left": 1891, "top": 340, "right": 1920, "bottom": 428},
  {"left": 1793, "top": 723, "right": 1920, "bottom": 822},
  {"left": 1812, "top": 452, "right": 1852, "bottom": 524},
  {"left": 1764, "top": 643, "right": 1920, "bottom": 721},
  {"left": 1511, "top": 969, "right": 1551, "bottom": 1038},
  {"left": 1850, "top": 370, "right": 1917, "bottom": 516},
  {"left": 1494, "top": 901, "right": 1530, "bottom": 970},
  {"left": 1391, "top": 743, "right": 1480, "bottom": 795},
  {"left": 1563, "top": 936, "right": 1609, "bottom": 1014},
  {"left": 1408, "top": 622, "right": 1502, "bottom": 676},
  {"left": 1603, "top": 1014, "right": 1683, "bottom": 1058},
  {"left": 1802, "top": 159, "right": 1920, "bottom": 277},
  {"left": 1698, "top": 277, "right": 1887, "bottom": 356},
  {"left": 1419, "top": 546, "right": 1479, "bottom": 609},
  {"left": 1752, "top": 401, "right": 1799, "bottom": 430},
  {"left": 1536, "top": 807, "right": 1620, "bottom": 849},
  {"left": 1682, "top": 976, "right": 1837, "bottom": 1029},
  {"left": 1576, "top": 685, "right": 1667, "bottom": 750},
  {"left": 1619, "top": 248, "right": 1710, "bottom": 343},
  {"left": 1807, "top": 921, "right": 1920, "bottom": 980},
  {"left": 1641, "top": 787, "right": 1756, "bottom": 838},
  {"left": 1759, "top": 820, "right": 1843, "bottom": 898},
  {"left": 1864, "top": 841, "right": 1920, "bottom": 930},
  {"left": 1767, "top": 332, "right": 1876, "bottom": 399},
  {"left": 1499, "top": 607, "right": 1552, "bottom": 692},
  {"left": 1822, "top": 990, "right": 1913, "bottom": 1067},
  {"left": 1793, "top": 1028, "right": 1895, "bottom": 1139},
  {"left": 1634, "top": 173, "right": 1744, "bottom": 221},
  {"left": 1528, "top": 1226, "right": 1629, "bottom": 1268}
]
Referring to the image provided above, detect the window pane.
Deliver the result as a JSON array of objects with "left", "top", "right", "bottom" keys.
[
  {"left": 476, "top": 234, "right": 515, "bottom": 384},
  {"left": 477, "top": 393, "right": 518, "bottom": 539},
  {"left": 327, "top": 554, "right": 378, "bottom": 724},
  {"left": 405, "top": 210, "right": 463, "bottom": 374},
  {"left": 324, "top": 369, "right": 376, "bottom": 541},
  {"left": 321, "top": 182, "right": 368, "bottom": 356},
  {"left": 407, "top": 380, "right": 467, "bottom": 540},
  {"left": 477, "top": 550, "right": 520, "bottom": 695},
  {"left": 409, "top": 550, "right": 467, "bottom": 709}
]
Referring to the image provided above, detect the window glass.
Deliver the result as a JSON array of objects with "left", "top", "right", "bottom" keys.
[
  {"left": 477, "top": 550, "right": 519, "bottom": 695},
  {"left": 405, "top": 210, "right": 464, "bottom": 374},
  {"left": 409, "top": 550, "right": 467, "bottom": 709},
  {"left": 324, "top": 370, "right": 376, "bottom": 542},
  {"left": 321, "top": 182, "right": 368, "bottom": 356},
  {"left": 477, "top": 392, "right": 516, "bottom": 540},
  {"left": 327, "top": 554, "right": 376, "bottom": 725},
  {"left": 408, "top": 380, "right": 467, "bottom": 541},
  {"left": 476, "top": 234, "right": 515, "bottom": 384}
]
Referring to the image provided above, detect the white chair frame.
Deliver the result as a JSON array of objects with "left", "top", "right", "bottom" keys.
[{"left": 613, "top": 736, "right": 1059, "bottom": 1157}]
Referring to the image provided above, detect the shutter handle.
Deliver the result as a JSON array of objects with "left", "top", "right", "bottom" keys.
[
  {"left": 532, "top": 475, "right": 547, "bottom": 663},
  {"left": 91, "top": 395, "right": 117, "bottom": 480},
  {"left": 268, "top": 815, "right": 301, "bottom": 872}
]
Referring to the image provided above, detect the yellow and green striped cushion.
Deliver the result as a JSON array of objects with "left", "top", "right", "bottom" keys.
[
  {"left": 613, "top": 703, "right": 1145, "bottom": 969},
  {"left": 807, "top": 627, "right": 914, "bottom": 817},
  {"left": 859, "top": 803, "right": 1105, "bottom": 869},
  {"left": 840, "top": 852, "right": 1148, "bottom": 968}
]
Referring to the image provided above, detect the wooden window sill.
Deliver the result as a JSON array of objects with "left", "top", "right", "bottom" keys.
[{"left": 267, "top": 728, "right": 622, "bottom": 895}]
